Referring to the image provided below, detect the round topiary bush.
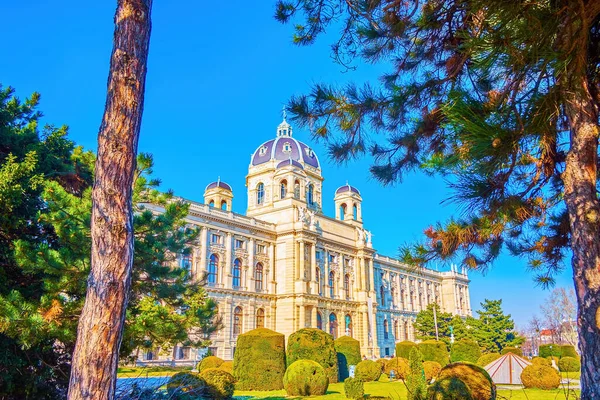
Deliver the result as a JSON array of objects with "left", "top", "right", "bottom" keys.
[
  {"left": 418, "top": 340, "right": 449, "bottom": 366},
  {"left": 287, "top": 328, "right": 339, "bottom": 383},
  {"left": 383, "top": 357, "right": 409, "bottom": 379},
  {"left": 451, "top": 339, "right": 482, "bottom": 363},
  {"left": 335, "top": 336, "right": 361, "bottom": 381},
  {"left": 423, "top": 361, "right": 442, "bottom": 382},
  {"left": 233, "top": 327, "right": 286, "bottom": 390},
  {"left": 198, "top": 355, "right": 224, "bottom": 372},
  {"left": 538, "top": 344, "right": 561, "bottom": 358},
  {"left": 283, "top": 360, "right": 329, "bottom": 396},
  {"left": 558, "top": 356, "right": 580, "bottom": 373},
  {"left": 520, "top": 365, "right": 561, "bottom": 390},
  {"left": 531, "top": 357, "right": 552, "bottom": 367},
  {"left": 376, "top": 358, "right": 389, "bottom": 371},
  {"left": 344, "top": 377, "right": 364, "bottom": 399},
  {"left": 500, "top": 347, "right": 522, "bottom": 357},
  {"left": 219, "top": 360, "right": 233, "bottom": 374},
  {"left": 199, "top": 368, "right": 235, "bottom": 400},
  {"left": 354, "top": 359, "right": 383, "bottom": 382},
  {"left": 438, "top": 362, "right": 496, "bottom": 400},
  {"left": 476, "top": 353, "right": 501, "bottom": 367},
  {"left": 166, "top": 372, "right": 206, "bottom": 398},
  {"left": 427, "top": 376, "right": 474, "bottom": 400},
  {"left": 396, "top": 340, "right": 417, "bottom": 359},
  {"left": 558, "top": 345, "right": 578, "bottom": 359}
]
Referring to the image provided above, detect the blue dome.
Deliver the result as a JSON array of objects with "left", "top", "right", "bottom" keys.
[
  {"left": 205, "top": 181, "right": 232, "bottom": 191},
  {"left": 335, "top": 184, "right": 360, "bottom": 195},
  {"left": 276, "top": 159, "right": 304, "bottom": 169}
]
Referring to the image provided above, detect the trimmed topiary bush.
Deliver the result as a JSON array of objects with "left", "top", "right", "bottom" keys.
[
  {"left": 477, "top": 353, "right": 501, "bottom": 367},
  {"left": 558, "top": 356, "right": 580, "bottom": 373},
  {"left": 219, "top": 361, "right": 233, "bottom": 374},
  {"left": 500, "top": 347, "right": 522, "bottom": 357},
  {"left": 384, "top": 357, "right": 409, "bottom": 379},
  {"left": 283, "top": 360, "right": 329, "bottom": 396},
  {"left": 427, "top": 376, "right": 474, "bottom": 400},
  {"left": 438, "top": 362, "right": 496, "bottom": 400},
  {"left": 166, "top": 372, "right": 207, "bottom": 398},
  {"left": 558, "top": 345, "right": 578, "bottom": 359},
  {"left": 539, "top": 344, "right": 561, "bottom": 358},
  {"left": 451, "top": 339, "right": 481, "bottom": 363},
  {"left": 287, "top": 328, "right": 339, "bottom": 383},
  {"left": 233, "top": 327, "right": 286, "bottom": 391},
  {"left": 418, "top": 340, "right": 449, "bottom": 366},
  {"left": 423, "top": 361, "right": 442, "bottom": 382},
  {"left": 199, "top": 368, "right": 235, "bottom": 400},
  {"left": 336, "top": 336, "right": 362, "bottom": 381},
  {"left": 355, "top": 359, "right": 383, "bottom": 382},
  {"left": 198, "top": 355, "right": 224, "bottom": 372},
  {"left": 396, "top": 340, "right": 418, "bottom": 359},
  {"left": 531, "top": 357, "right": 552, "bottom": 367},
  {"left": 520, "top": 365, "right": 561, "bottom": 389},
  {"left": 407, "top": 348, "right": 427, "bottom": 400},
  {"left": 344, "top": 377, "right": 364, "bottom": 399}
]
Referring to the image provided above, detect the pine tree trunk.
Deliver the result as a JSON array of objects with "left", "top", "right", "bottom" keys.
[{"left": 67, "top": 1, "right": 152, "bottom": 399}]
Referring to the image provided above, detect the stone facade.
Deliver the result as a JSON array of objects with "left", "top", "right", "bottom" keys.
[{"left": 139, "top": 116, "right": 471, "bottom": 364}]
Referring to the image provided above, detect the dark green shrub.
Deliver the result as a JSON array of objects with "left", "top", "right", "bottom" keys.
[
  {"left": 418, "top": 340, "right": 449, "bottom": 366},
  {"left": 335, "top": 336, "right": 361, "bottom": 381},
  {"left": 344, "top": 377, "right": 364, "bottom": 399},
  {"left": 451, "top": 339, "right": 481, "bottom": 363},
  {"left": 384, "top": 357, "right": 409, "bottom": 379},
  {"left": 476, "top": 353, "right": 501, "bottom": 367},
  {"left": 197, "top": 355, "right": 224, "bottom": 372},
  {"left": 407, "top": 348, "right": 427, "bottom": 400},
  {"left": 233, "top": 327, "right": 286, "bottom": 390},
  {"left": 531, "top": 357, "right": 552, "bottom": 367},
  {"left": 283, "top": 360, "right": 329, "bottom": 396},
  {"left": 354, "top": 360, "right": 382, "bottom": 382},
  {"left": 438, "top": 362, "right": 496, "bottom": 400},
  {"left": 166, "top": 372, "right": 206, "bottom": 398},
  {"left": 199, "top": 368, "right": 235, "bottom": 400},
  {"left": 287, "top": 328, "right": 339, "bottom": 383},
  {"left": 427, "top": 376, "right": 474, "bottom": 400},
  {"left": 500, "top": 347, "right": 522, "bottom": 357},
  {"left": 558, "top": 345, "right": 578, "bottom": 359},
  {"left": 423, "top": 361, "right": 442, "bottom": 382},
  {"left": 558, "top": 356, "right": 580, "bottom": 372},
  {"left": 538, "top": 344, "right": 561, "bottom": 358},
  {"left": 520, "top": 365, "right": 561, "bottom": 389},
  {"left": 396, "top": 340, "right": 418, "bottom": 359},
  {"left": 219, "top": 360, "right": 233, "bottom": 374}
]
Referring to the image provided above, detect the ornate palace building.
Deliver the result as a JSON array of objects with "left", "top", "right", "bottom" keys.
[{"left": 142, "top": 115, "right": 471, "bottom": 363}]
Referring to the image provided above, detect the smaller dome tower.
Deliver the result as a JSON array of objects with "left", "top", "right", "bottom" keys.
[
  {"left": 204, "top": 178, "right": 233, "bottom": 211},
  {"left": 334, "top": 183, "right": 362, "bottom": 226}
]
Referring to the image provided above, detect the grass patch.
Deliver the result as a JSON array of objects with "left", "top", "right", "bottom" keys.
[{"left": 117, "top": 365, "right": 192, "bottom": 377}]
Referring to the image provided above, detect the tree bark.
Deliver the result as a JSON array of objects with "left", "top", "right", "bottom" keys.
[{"left": 67, "top": 1, "right": 152, "bottom": 399}]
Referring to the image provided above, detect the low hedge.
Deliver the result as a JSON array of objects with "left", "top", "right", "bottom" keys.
[
  {"left": 199, "top": 368, "right": 235, "bottom": 400},
  {"left": 287, "top": 328, "right": 339, "bottom": 383},
  {"left": 557, "top": 356, "right": 580, "bottom": 373},
  {"left": 427, "top": 376, "right": 474, "bottom": 400},
  {"left": 558, "top": 345, "right": 578, "bottom": 359},
  {"left": 500, "top": 347, "right": 522, "bottom": 357},
  {"left": 335, "top": 336, "right": 362, "bottom": 381},
  {"left": 166, "top": 372, "right": 206, "bottom": 398},
  {"left": 418, "top": 340, "right": 449, "bottom": 366},
  {"left": 531, "top": 357, "right": 552, "bottom": 367},
  {"left": 197, "top": 355, "right": 224, "bottom": 372},
  {"left": 423, "top": 361, "right": 442, "bottom": 382},
  {"left": 354, "top": 360, "right": 382, "bottom": 382},
  {"left": 396, "top": 340, "right": 417, "bottom": 359},
  {"left": 538, "top": 344, "right": 561, "bottom": 358},
  {"left": 384, "top": 357, "right": 409, "bottom": 379},
  {"left": 451, "top": 339, "right": 481, "bottom": 364},
  {"left": 283, "top": 360, "right": 329, "bottom": 396},
  {"left": 476, "top": 353, "right": 501, "bottom": 367},
  {"left": 438, "top": 362, "right": 496, "bottom": 400},
  {"left": 344, "top": 377, "right": 364, "bottom": 399},
  {"left": 520, "top": 365, "right": 561, "bottom": 390}
]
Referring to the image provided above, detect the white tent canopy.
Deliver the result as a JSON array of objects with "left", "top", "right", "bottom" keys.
[{"left": 484, "top": 353, "right": 532, "bottom": 385}]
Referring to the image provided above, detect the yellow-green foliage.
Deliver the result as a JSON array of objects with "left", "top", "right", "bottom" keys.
[
  {"left": 451, "top": 339, "right": 481, "bottom": 363},
  {"left": 198, "top": 355, "right": 224, "bottom": 372},
  {"left": 547, "top": 356, "right": 559, "bottom": 365},
  {"left": 335, "top": 335, "right": 361, "bottom": 381},
  {"left": 423, "top": 361, "right": 442, "bottom": 382},
  {"left": 233, "top": 328, "right": 286, "bottom": 391},
  {"left": 355, "top": 360, "right": 383, "bottom": 382},
  {"left": 166, "top": 372, "right": 206, "bottom": 398},
  {"left": 283, "top": 360, "right": 329, "bottom": 396},
  {"left": 501, "top": 347, "right": 522, "bottom": 357},
  {"left": 531, "top": 357, "right": 552, "bottom": 367},
  {"left": 558, "top": 345, "right": 578, "bottom": 359},
  {"left": 219, "top": 361, "right": 233, "bottom": 374},
  {"left": 539, "top": 344, "right": 561, "bottom": 358},
  {"left": 344, "top": 377, "right": 364, "bottom": 399},
  {"left": 199, "top": 368, "right": 235, "bottom": 400},
  {"left": 477, "top": 353, "right": 501, "bottom": 367},
  {"left": 376, "top": 358, "right": 389, "bottom": 371},
  {"left": 427, "top": 376, "right": 474, "bottom": 400},
  {"left": 438, "top": 362, "right": 496, "bottom": 400},
  {"left": 396, "top": 340, "right": 417, "bottom": 359},
  {"left": 520, "top": 365, "right": 561, "bottom": 390},
  {"left": 557, "top": 356, "right": 580, "bottom": 373},
  {"left": 287, "top": 328, "right": 339, "bottom": 383},
  {"left": 418, "top": 340, "right": 449, "bottom": 366},
  {"left": 383, "top": 357, "right": 409, "bottom": 379}
]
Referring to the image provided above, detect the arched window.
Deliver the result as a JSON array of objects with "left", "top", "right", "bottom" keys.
[
  {"left": 384, "top": 319, "right": 389, "bottom": 339},
  {"left": 307, "top": 184, "right": 314, "bottom": 205},
  {"left": 345, "top": 314, "right": 353, "bottom": 337},
  {"left": 353, "top": 203, "right": 358, "bottom": 220},
  {"left": 233, "top": 306, "right": 243, "bottom": 335},
  {"left": 208, "top": 254, "right": 218, "bottom": 285},
  {"left": 344, "top": 274, "right": 351, "bottom": 300},
  {"left": 254, "top": 262, "right": 264, "bottom": 291},
  {"left": 294, "top": 180, "right": 300, "bottom": 199},
  {"left": 232, "top": 258, "right": 241, "bottom": 288},
  {"left": 380, "top": 286, "right": 386, "bottom": 307},
  {"left": 209, "top": 200, "right": 215, "bottom": 207},
  {"left": 329, "top": 313, "right": 338, "bottom": 339},
  {"left": 221, "top": 200, "right": 227, "bottom": 210},
  {"left": 394, "top": 320, "right": 399, "bottom": 339},
  {"left": 280, "top": 180, "right": 288, "bottom": 199},
  {"left": 316, "top": 267, "right": 322, "bottom": 295},
  {"left": 329, "top": 271, "right": 335, "bottom": 298},
  {"left": 256, "top": 182, "right": 265, "bottom": 205},
  {"left": 339, "top": 203, "right": 347, "bottom": 220},
  {"left": 256, "top": 308, "right": 265, "bottom": 328},
  {"left": 317, "top": 312, "right": 323, "bottom": 330}
]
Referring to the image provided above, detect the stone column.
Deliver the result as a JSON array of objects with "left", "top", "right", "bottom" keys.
[
  {"left": 299, "top": 241, "right": 305, "bottom": 282},
  {"left": 199, "top": 227, "right": 208, "bottom": 279},
  {"left": 311, "top": 306, "right": 317, "bottom": 328},
  {"left": 299, "top": 304, "right": 306, "bottom": 329},
  {"left": 225, "top": 232, "right": 232, "bottom": 288},
  {"left": 310, "top": 244, "right": 317, "bottom": 294},
  {"left": 248, "top": 238, "right": 255, "bottom": 290}
]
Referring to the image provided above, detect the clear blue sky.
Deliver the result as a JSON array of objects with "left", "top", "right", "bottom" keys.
[{"left": 1, "top": 1, "right": 571, "bottom": 328}]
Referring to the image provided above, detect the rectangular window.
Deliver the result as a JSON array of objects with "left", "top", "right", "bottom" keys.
[
  {"left": 211, "top": 234, "right": 222, "bottom": 244},
  {"left": 328, "top": 254, "right": 336, "bottom": 263},
  {"left": 179, "top": 253, "right": 192, "bottom": 270},
  {"left": 385, "top": 348, "right": 390, "bottom": 356},
  {"left": 256, "top": 244, "right": 266, "bottom": 254},
  {"left": 235, "top": 239, "right": 245, "bottom": 249}
]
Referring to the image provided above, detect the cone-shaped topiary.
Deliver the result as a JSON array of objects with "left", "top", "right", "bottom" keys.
[
  {"left": 476, "top": 353, "right": 501, "bottom": 367},
  {"left": 354, "top": 360, "right": 383, "bottom": 382},
  {"left": 531, "top": 357, "right": 552, "bottom": 367},
  {"left": 558, "top": 345, "right": 578, "bottom": 359},
  {"left": 283, "top": 360, "right": 329, "bottom": 396},
  {"left": 166, "top": 372, "right": 207, "bottom": 398},
  {"left": 500, "top": 347, "right": 522, "bottom": 357},
  {"left": 557, "top": 357, "right": 580, "bottom": 372},
  {"left": 418, "top": 340, "right": 449, "bottom": 366},
  {"left": 199, "top": 368, "right": 235, "bottom": 400},
  {"left": 198, "top": 355, "right": 224, "bottom": 372},
  {"left": 287, "top": 328, "right": 339, "bottom": 383},
  {"left": 344, "top": 377, "right": 364, "bottom": 399},
  {"left": 438, "top": 362, "right": 496, "bottom": 400},
  {"left": 423, "top": 361, "right": 442, "bottom": 382},
  {"left": 427, "top": 376, "right": 474, "bottom": 400},
  {"left": 233, "top": 327, "right": 286, "bottom": 390},
  {"left": 383, "top": 357, "right": 409, "bottom": 379},
  {"left": 335, "top": 335, "right": 361, "bottom": 381},
  {"left": 396, "top": 340, "right": 417, "bottom": 359},
  {"left": 451, "top": 339, "right": 481, "bottom": 363},
  {"left": 520, "top": 365, "right": 561, "bottom": 389}
]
